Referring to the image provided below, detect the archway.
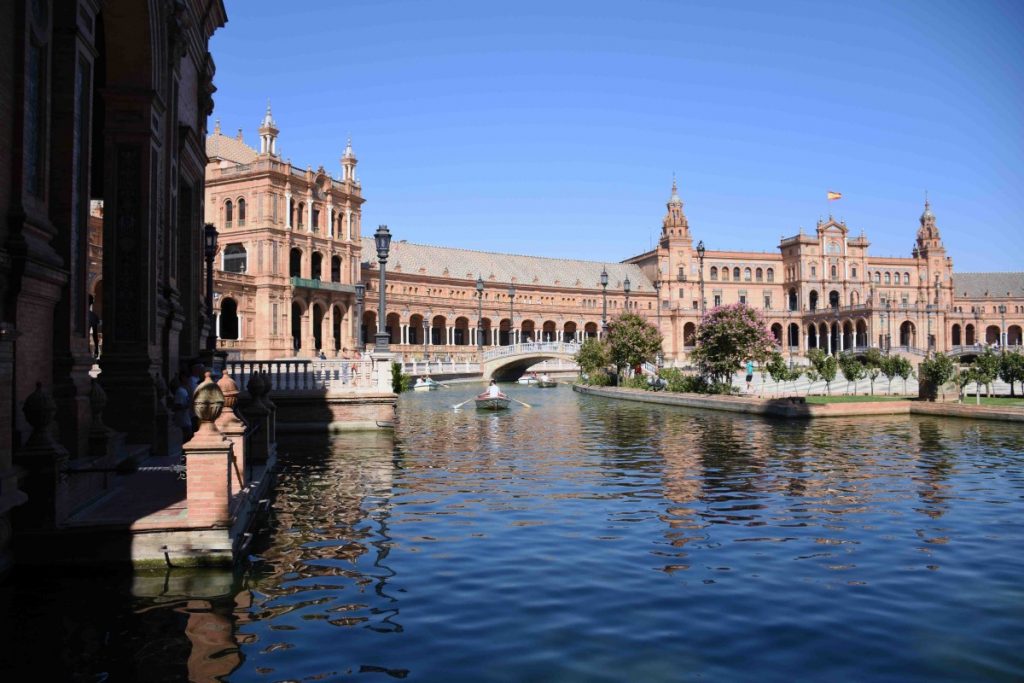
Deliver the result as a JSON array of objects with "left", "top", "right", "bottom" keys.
[
  {"left": 828, "top": 290, "right": 840, "bottom": 309},
  {"left": 951, "top": 324, "right": 962, "bottom": 346},
  {"left": 361, "top": 310, "right": 376, "bottom": 347},
  {"left": 431, "top": 315, "right": 447, "bottom": 346},
  {"left": 1009, "top": 325, "right": 1022, "bottom": 346},
  {"left": 311, "top": 252, "right": 323, "bottom": 280},
  {"left": 788, "top": 288, "right": 798, "bottom": 311},
  {"left": 454, "top": 316, "right": 470, "bottom": 345},
  {"left": 807, "top": 324, "right": 818, "bottom": 349},
  {"left": 333, "top": 305, "right": 343, "bottom": 352},
  {"left": 223, "top": 244, "right": 247, "bottom": 273},
  {"left": 499, "top": 318, "right": 512, "bottom": 345},
  {"left": 291, "top": 301, "right": 305, "bottom": 351},
  {"left": 542, "top": 320, "right": 557, "bottom": 342},
  {"left": 855, "top": 319, "right": 868, "bottom": 347},
  {"left": 520, "top": 319, "right": 536, "bottom": 342},
  {"left": 683, "top": 322, "right": 696, "bottom": 347},
  {"left": 220, "top": 298, "right": 239, "bottom": 340},
  {"left": 331, "top": 255, "right": 342, "bottom": 282},
  {"left": 408, "top": 314, "right": 423, "bottom": 345},
  {"left": 985, "top": 325, "right": 1000, "bottom": 345},
  {"left": 770, "top": 323, "right": 783, "bottom": 345},
  {"left": 809, "top": 290, "right": 819, "bottom": 311},
  {"left": 584, "top": 322, "right": 598, "bottom": 339},
  {"left": 290, "top": 248, "right": 303, "bottom": 278},
  {"left": 563, "top": 321, "right": 578, "bottom": 343},
  {"left": 480, "top": 317, "right": 493, "bottom": 345},
  {"left": 386, "top": 312, "right": 401, "bottom": 345},
  {"left": 842, "top": 321, "right": 854, "bottom": 349},
  {"left": 788, "top": 323, "right": 800, "bottom": 348},
  {"left": 312, "top": 303, "right": 325, "bottom": 350},
  {"left": 965, "top": 324, "right": 976, "bottom": 345},
  {"left": 900, "top": 321, "right": 917, "bottom": 347}
]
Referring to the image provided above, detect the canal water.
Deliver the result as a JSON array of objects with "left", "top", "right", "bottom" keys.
[{"left": 2, "top": 384, "right": 1023, "bottom": 681}]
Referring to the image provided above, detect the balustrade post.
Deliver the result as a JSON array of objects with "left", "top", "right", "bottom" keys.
[
  {"left": 216, "top": 372, "right": 249, "bottom": 498},
  {"left": 184, "top": 373, "right": 233, "bottom": 527}
]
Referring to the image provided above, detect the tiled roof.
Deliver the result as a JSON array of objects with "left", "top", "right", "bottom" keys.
[
  {"left": 362, "top": 238, "right": 653, "bottom": 291},
  {"left": 952, "top": 272, "right": 1024, "bottom": 298},
  {"left": 206, "top": 132, "right": 258, "bottom": 165}
]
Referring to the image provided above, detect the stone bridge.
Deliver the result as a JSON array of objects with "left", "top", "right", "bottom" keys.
[{"left": 481, "top": 341, "right": 581, "bottom": 381}]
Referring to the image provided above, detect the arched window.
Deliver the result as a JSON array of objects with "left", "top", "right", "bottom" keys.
[
  {"left": 710, "top": 266, "right": 718, "bottom": 281},
  {"left": 874, "top": 272, "right": 881, "bottom": 283},
  {"left": 755, "top": 267, "right": 763, "bottom": 282},
  {"left": 721, "top": 267, "right": 729, "bottom": 281},
  {"left": 831, "top": 264, "right": 837, "bottom": 279},
  {"left": 903, "top": 272, "right": 910, "bottom": 284},
  {"left": 733, "top": 267, "right": 741, "bottom": 280},
  {"left": 289, "top": 248, "right": 303, "bottom": 278},
  {"left": 223, "top": 243, "right": 247, "bottom": 274},
  {"left": 766, "top": 268, "right": 774, "bottom": 283},
  {"left": 311, "top": 252, "right": 323, "bottom": 280},
  {"left": 220, "top": 298, "right": 239, "bottom": 340},
  {"left": 884, "top": 272, "right": 891, "bottom": 284},
  {"left": 331, "top": 255, "right": 341, "bottom": 282},
  {"left": 224, "top": 199, "right": 233, "bottom": 226},
  {"left": 297, "top": 202, "right": 305, "bottom": 230},
  {"left": 237, "top": 197, "right": 246, "bottom": 225},
  {"left": 744, "top": 268, "right": 752, "bottom": 281},
  {"left": 289, "top": 198, "right": 296, "bottom": 228},
  {"left": 851, "top": 266, "right": 858, "bottom": 279}
]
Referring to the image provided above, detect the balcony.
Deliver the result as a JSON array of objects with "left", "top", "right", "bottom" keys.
[{"left": 290, "top": 276, "right": 356, "bottom": 293}]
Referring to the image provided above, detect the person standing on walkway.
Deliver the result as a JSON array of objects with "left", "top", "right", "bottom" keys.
[{"left": 746, "top": 359, "right": 755, "bottom": 393}]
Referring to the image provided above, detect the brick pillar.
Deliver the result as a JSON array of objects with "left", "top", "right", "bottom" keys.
[
  {"left": 215, "top": 372, "right": 247, "bottom": 498},
  {"left": 184, "top": 374, "right": 232, "bottom": 527}
]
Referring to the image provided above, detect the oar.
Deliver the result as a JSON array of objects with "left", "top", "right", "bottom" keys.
[
  {"left": 452, "top": 396, "right": 476, "bottom": 410},
  {"left": 507, "top": 395, "right": 532, "bottom": 409}
]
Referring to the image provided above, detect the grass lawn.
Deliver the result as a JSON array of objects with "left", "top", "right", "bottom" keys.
[
  {"left": 961, "top": 395, "right": 1024, "bottom": 408},
  {"left": 804, "top": 395, "right": 910, "bottom": 404}
]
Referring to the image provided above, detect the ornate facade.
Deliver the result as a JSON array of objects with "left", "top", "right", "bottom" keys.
[
  {"left": 207, "top": 121, "right": 1023, "bottom": 367},
  {"left": 1, "top": 0, "right": 227, "bottom": 575}
]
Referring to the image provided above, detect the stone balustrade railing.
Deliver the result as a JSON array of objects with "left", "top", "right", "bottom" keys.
[
  {"left": 481, "top": 340, "right": 581, "bottom": 361},
  {"left": 225, "top": 358, "right": 378, "bottom": 392}
]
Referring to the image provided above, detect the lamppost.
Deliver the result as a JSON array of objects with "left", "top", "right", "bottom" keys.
[
  {"left": 999, "top": 304, "right": 1007, "bottom": 350},
  {"left": 423, "top": 309, "right": 431, "bottom": 360},
  {"left": 508, "top": 284, "right": 516, "bottom": 346},
  {"left": 885, "top": 299, "right": 892, "bottom": 353},
  {"left": 476, "top": 275, "right": 484, "bottom": 350},
  {"left": 373, "top": 225, "right": 392, "bottom": 351},
  {"left": 624, "top": 276, "right": 631, "bottom": 312},
  {"left": 696, "top": 240, "right": 706, "bottom": 315},
  {"left": 354, "top": 282, "right": 366, "bottom": 351},
  {"left": 203, "top": 222, "right": 218, "bottom": 353},
  {"left": 653, "top": 278, "right": 662, "bottom": 367},
  {"left": 600, "top": 267, "right": 609, "bottom": 335}
]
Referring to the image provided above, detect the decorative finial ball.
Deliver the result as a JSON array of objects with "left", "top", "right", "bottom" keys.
[{"left": 193, "top": 371, "right": 225, "bottom": 423}]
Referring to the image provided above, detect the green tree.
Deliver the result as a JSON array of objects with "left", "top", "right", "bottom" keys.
[
  {"left": 892, "top": 356, "right": 914, "bottom": 394},
  {"left": 804, "top": 365, "right": 820, "bottom": 395},
  {"left": 807, "top": 349, "right": 838, "bottom": 395},
  {"left": 574, "top": 337, "right": 611, "bottom": 382},
  {"left": 973, "top": 348, "right": 1000, "bottom": 398},
  {"left": 691, "top": 304, "right": 777, "bottom": 386},
  {"left": 998, "top": 350, "right": 1024, "bottom": 397},
  {"left": 863, "top": 348, "right": 884, "bottom": 396},
  {"left": 606, "top": 313, "right": 662, "bottom": 381},
  {"left": 953, "top": 366, "right": 978, "bottom": 404},
  {"left": 919, "top": 353, "right": 957, "bottom": 401},
  {"left": 838, "top": 353, "right": 865, "bottom": 394},
  {"left": 879, "top": 354, "right": 899, "bottom": 394},
  {"left": 785, "top": 365, "right": 804, "bottom": 395},
  {"left": 766, "top": 352, "right": 789, "bottom": 396}
]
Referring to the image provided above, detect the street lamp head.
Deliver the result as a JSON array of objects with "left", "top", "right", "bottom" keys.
[
  {"left": 373, "top": 224, "right": 392, "bottom": 262},
  {"left": 508, "top": 284, "right": 515, "bottom": 299},
  {"left": 476, "top": 275, "right": 484, "bottom": 294},
  {"left": 999, "top": 304, "right": 1006, "bottom": 314},
  {"left": 624, "top": 276, "right": 631, "bottom": 294},
  {"left": 354, "top": 282, "right": 365, "bottom": 300},
  {"left": 696, "top": 240, "right": 705, "bottom": 259},
  {"left": 653, "top": 279, "right": 661, "bottom": 292},
  {"left": 203, "top": 223, "right": 218, "bottom": 259},
  {"left": 600, "top": 267, "right": 608, "bottom": 287}
]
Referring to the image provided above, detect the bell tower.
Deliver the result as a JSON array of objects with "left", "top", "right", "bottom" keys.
[
  {"left": 661, "top": 176, "right": 691, "bottom": 242},
  {"left": 341, "top": 137, "right": 358, "bottom": 183},
  {"left": 258, "top": 101, "right": 279, "bottom": 157},
  {"left": 915, "top": 196, "right": 943, "bottom": 254}
]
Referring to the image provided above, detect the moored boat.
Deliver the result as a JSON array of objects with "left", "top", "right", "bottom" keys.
[
  {"left": 517, "top": 377, "right": 537, "bottom": 385},
  {"left": 412, "top": 378, "right": 442, "bottom": 391},
  {"left": 536, "top": 380, "right": 557, "bottom": 388}
]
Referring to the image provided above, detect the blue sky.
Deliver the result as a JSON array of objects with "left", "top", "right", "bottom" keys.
[{"left": 210, "top": 0, "right": 1023, "bottom": 271}]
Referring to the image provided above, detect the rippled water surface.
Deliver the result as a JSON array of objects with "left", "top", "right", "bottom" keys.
[{"left": 4, "top": 384, "right": 1024, "bottom": 681}]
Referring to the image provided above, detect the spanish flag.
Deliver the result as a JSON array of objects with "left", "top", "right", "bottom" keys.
[{"left": 827, "top": 191, "right": 842, "bottom": 201}]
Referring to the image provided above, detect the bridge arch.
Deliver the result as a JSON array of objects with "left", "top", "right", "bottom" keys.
[{"left": 481, "top": 341, "right": 582, "bottom": 381}]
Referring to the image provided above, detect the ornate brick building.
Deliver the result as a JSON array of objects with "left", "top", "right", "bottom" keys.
[
  {"left": 1, "top": 0, "right": 227, "bottom": 575},
  {"left": 206, "top": 119, "right": 1022, "bottom": 368},
  {"left": 205, "top": 108, "right": 365, "bottom": 358}
]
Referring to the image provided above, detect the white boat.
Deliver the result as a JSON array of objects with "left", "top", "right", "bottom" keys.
[
  {"left": 517, "top": 376, "right": 538, "bottom": 384},
  {"left": 412, "top": 378, "right": 442, "bottom": 391}
]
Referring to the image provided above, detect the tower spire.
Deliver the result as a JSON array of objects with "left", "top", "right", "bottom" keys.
[
  {"left": 258, "top": 99, "right": 279, "bottom": 156},
  {"left": 662, "top": 176, "right": 689, "bottom": 239}
]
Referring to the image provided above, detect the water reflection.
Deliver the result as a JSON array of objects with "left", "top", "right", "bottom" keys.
[{"left": 3, "top": 386, "right": 1022, "bottom": 681}]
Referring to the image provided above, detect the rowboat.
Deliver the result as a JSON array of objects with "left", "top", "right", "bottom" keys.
[
  {"left": 536, "top": 380, "right": 557, "bottom": 388},
  {"left": 412, "top": 379, "right": 442, "bottom": 391},
  {"left": 475, "top": 395, "right": 511, "bottom": 410},
  {"left": 517, "top": 377, "right": 537, "bottom": 385}
]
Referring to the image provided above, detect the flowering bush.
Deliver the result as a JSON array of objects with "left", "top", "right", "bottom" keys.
[{"left": 691, "top": 303, "right": 777, "bottom": 385}]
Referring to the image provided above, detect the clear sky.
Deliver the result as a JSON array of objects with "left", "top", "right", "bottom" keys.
[{"left": 210, "top": 0, "right": 1023, "bottom": 272}]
